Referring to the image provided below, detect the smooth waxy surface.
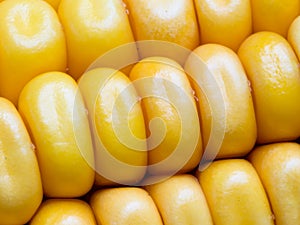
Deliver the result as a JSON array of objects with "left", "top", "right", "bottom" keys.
[
  {"left": 0, "top": 97, "right": 42, "bottom": 225},
  {"left": 198, "top": 159, "right": 274, "bottom": 225},
  {"left": 58, "top": 0, "right": 137, "bottom": 79},
  {"left": 79, "top": 68, "right": 147, "bottom": 186},
  {"left": 194, "top": 0, "right": 252, "bottom": 51},
  {"left": 146, "top": 174, "right": 213, "bottom": 225},
  {"left": 90, "top": 187, "right": 163, "bottom": 225},
  {"left": 251, "top": 0, "right": 300, "bottom": 37},
  {"left": 0, "top": 0, "right": 66, "bottom": 104},
  {"left": 125, "top": 0, "right": 199, "bottom": 59},
  {"left": 238, "top": 31, "right": 300, "bottom": 144},
  {"left": 18, "top": 72, "right": 94, "bottom": 197},
  {"left": 30, "top": 199, "right": 97, "bottom": 225},
  {"left": 185, "top": 44, "right": 256, "bottom": 158},
  {"left": 249, "top": 142, "right": 300, "bottom": 225},
  {"left": 130, "top": 57, "right": 202, "bottom": 175}
]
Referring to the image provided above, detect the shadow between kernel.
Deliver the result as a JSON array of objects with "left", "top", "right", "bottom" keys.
[{"left": 73, "top": 40, "right": 226, "bottom": 186}]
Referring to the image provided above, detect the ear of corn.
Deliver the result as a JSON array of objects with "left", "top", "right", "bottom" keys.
[{"left": 0, "top": 0, "right": 300, "bottom": 224}]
